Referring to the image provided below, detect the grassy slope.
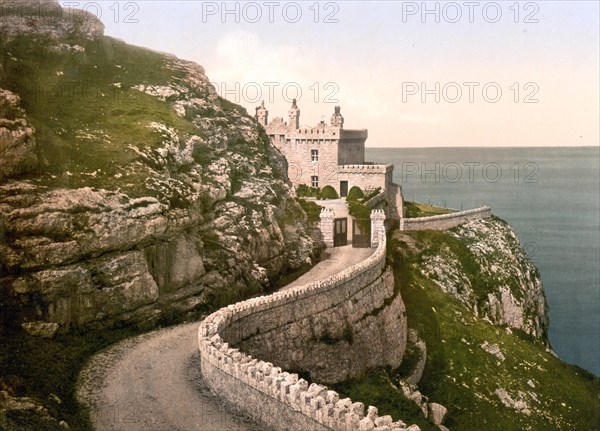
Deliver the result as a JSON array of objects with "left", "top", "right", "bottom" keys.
[
  {"left": 1, "top": 33, "right": 200, "bottom": 196},
  {"left": 404, "top": 201, "right": 452, "bottom": 218},
  {"left": 334, "top": 227, "right": 599, "bottom": 430}
]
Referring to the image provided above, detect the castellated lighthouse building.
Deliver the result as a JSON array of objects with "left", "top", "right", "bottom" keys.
[
  {"left": 256, "top": 100, "right": 403, "bottom": 220},
  {"left": 256, "top": 99, "right": 382, "bottom": 195}
]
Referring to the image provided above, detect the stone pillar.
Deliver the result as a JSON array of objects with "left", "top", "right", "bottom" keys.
[
  {"left": 370, "top": 209, "right": 386, "bottom": 248},
  {"left": 385, "top": 183, "right": 404, "bottom": 224},
  {"left": 320, "top": 208, "right": 335, "bottom": 248}
]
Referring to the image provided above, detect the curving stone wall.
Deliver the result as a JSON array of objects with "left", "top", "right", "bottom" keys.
[
  {"left": 401, "top": 206, "right": 491, "bottom": 231},
  {"left": 234, "top": 269, "right": 404, "bottom": 385},
  {"left": 198, "top": 230, "right": 413, "bottom": 431}
]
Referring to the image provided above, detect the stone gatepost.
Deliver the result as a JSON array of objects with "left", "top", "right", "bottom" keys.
[
  {"left": 370, "top": 209, "right": 386, "bottom": 248},
  {"left": 320, "top": 208, "right": 335, "bottom": 248}
]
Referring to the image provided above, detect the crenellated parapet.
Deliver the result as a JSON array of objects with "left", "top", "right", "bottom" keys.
[
  {"left": 338, "top": 164, "right": 393, "bottom": 175},
  {"left": 197, "top": 229, "right": 414, "bottom": 431}
]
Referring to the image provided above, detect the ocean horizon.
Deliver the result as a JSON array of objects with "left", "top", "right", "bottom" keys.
[{"left": 366, "top": 146, "right": 600, "bottom": 376}]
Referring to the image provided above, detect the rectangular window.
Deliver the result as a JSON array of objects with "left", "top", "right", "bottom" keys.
[
  {"left": 311, "top": 176, "right": 319, "bottom": 188},
  {"left": 311, "top": 149, "right": 319, "bottom": 162}
]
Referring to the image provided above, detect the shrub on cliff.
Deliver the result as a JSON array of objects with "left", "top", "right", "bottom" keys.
[
  {"left": 320, "top": 185, "right": 339, "bottom": 199},
  {"left": 296, "top": 184, "right": 321, "bottom": 198},
  {"left": 363, "top": 187, "right": 382, "bottom": 202},
  {"left": 297, "top": 198, "right": 323, "bottom": 224},
  {"left": 347, "top": 186, "right": 364, "bottom": 201}
]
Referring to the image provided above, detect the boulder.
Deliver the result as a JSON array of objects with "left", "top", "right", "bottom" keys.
[
  {"left": 428, "top": 402, "right": 448, "bottom": 425},
  {"left": 21, "top": 321, "right": 59, "bottom": 339}
]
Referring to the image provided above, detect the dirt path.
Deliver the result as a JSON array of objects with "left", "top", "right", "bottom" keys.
[
  {"left": 281, "top": 245, "right": 374, "bottom": 291},
  {"left": 77, "top": 322, "right": 264, "bottom": 431},
  {"left": 78, "top": 244, "right": 372, "bottom": 430}
]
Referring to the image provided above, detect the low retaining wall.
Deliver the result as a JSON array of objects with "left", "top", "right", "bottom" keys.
[
  {"left": 401, "top": 206, "right": 491, "bottom": 231},
  {"left": 198, "top": 230, "right": 412, "bottom": 431}
]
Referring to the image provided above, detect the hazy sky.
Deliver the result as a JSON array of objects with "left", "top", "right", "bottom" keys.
[{"left": 61, "top": 1, "right": 599, "bottom": 148}]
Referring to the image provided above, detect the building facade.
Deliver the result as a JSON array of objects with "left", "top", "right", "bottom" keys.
[{"left": 256, "top": 100, "right": 393, "bottom": 198}]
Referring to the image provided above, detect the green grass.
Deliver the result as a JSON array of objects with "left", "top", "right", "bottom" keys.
[
  {"left": 332, "top": 228, "right": 599, "bottom": 430},
  {"left": 332, "top": 367, "right": 437, "bottom": 430},
  {"left": 296, "top": 198, "right": 323, "bottom": 224},
  {"left": 404, "top": 228, "right": 502, "bottom": 308},
  {"left": 404, "top": 201, "right": 452, "bottom": 218},
  {"left": 404, "top": 219, "right": 542, "bottom": 319},
  {"left": 344, "top": 230, "right": 600, "bottom": 431},
  {"left": 0, "top": 34, "right": 204, "bottom": 196}
]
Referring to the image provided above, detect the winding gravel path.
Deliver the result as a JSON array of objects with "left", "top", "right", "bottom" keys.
[
  {"left": 78, "top": 244, "right": 372, "bottom": 430},
  {"left": 282, "top": 245, "right": 374, "bottom": 291},
  {"left": 77, "top": 322, "right": 264, "bottom": 431}
]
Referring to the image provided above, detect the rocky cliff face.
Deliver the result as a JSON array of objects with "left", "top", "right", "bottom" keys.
[
  {"left": 0, "top": 1, "right": 319, "bottom": 333},
  {"left": 419, "top": 217, "right": 548, "bottom": 341},
  {"left": 0, "top": 89, "right": 37, "bottom": 181},
  {"left": 0, "top": 0, "right": 104, "bottom": 40}
]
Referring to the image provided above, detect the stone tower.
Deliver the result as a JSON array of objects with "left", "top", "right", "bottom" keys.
[
  {"left": 255, "top": 100, "right": 268, "bottom": 126},
  {"left": 288, "top": 99, "right": 300, "bottom": 129},
  {"left": 331, "top": 106, "right": 344, "bottom": 127}
]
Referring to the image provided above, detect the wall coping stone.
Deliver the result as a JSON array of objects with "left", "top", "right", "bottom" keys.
[
  {"left": 198, "top": 227, "right": 415, "bottom": 431},
  {"left": 402, "top": 206, "right": 491, "bottom": 231}
]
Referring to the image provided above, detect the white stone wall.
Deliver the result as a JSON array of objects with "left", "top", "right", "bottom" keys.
[
  {"left": 319, "top": 208, "right": 335, "bottom": 248},
  {"left": 337, "top": 164, "right": 393, "bottom": 194},
  {"left": 197, "top": 230, "right": 414, "bottom": 431},
  {"left": 236, "top": 267, "right": 405, "bottom": 384},
  {"left": 401, "top": 206, "right": 492, "bottom": 231},
  {"left": 370, "top": 210, "right": 386, "bottom": 248}
]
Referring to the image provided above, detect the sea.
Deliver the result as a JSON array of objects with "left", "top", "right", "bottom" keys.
[{"left": 366, "top": 146, "right": 600, "bottom": 377}]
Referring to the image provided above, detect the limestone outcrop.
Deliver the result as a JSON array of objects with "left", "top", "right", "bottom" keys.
[
  {"left": 0, "top": 0, "right": 104, "bottom": 40},
  {"left": 0, "top": 390, "right": 69, "bottom": 430},
  {"left": 0, "top": 1, "right": 319, "bottom": 333},
  {"left": 420, "top": 217, "right": 548, "bottom": 341},
  {"left": 0, "top": 89, "right": 37, "bottom": 181}
]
